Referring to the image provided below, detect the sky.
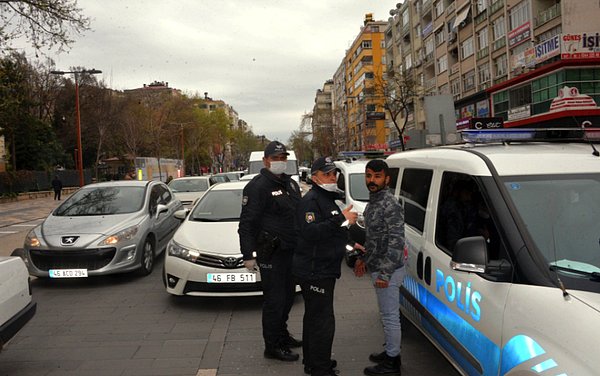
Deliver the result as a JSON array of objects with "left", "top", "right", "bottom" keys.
[{"left": 17, "top": 0, "right": 397, "bottom": 143}]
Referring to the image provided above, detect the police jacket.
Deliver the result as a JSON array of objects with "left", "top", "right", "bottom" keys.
[
  {"left": 293, "top": 184, "right": 348, "bottom": 280},
  {"left": 363, "top": 187, "right": 405, "bottom": 281},
  {"left": 238, "top": 168, "right": 301, "bottom": 260}
]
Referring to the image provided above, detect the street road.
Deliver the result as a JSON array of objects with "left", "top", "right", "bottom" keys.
[{"left": 0, "top": 196, "right": 458, "bottom": 376}]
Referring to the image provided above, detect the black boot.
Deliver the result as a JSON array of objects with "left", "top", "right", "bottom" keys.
[
  {"left": 304, "top": 359, "right": 337, "bottom": 374},
  {"left": 364, "top": 354, "right": 401, "bottom": 375},
  {"left": 264, "top": 346, "right": 300, "bottom": 362},
  {"left": 369, "top": 350, "right": 387, "bottom": 363}
]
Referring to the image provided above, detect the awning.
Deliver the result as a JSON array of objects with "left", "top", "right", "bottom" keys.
[{"left": 453, "top": 5, "right": 471, "bottom": 29}]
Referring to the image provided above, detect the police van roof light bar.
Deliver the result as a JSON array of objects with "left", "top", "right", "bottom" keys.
[{"left": 460, "top": 128, "right": 600, "bottom": 144}]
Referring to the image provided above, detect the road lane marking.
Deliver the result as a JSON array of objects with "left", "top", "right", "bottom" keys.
[
  {"left": 11, "top": 224, "right": 37, "bottom": 227},
  {"left": 196, "top": 370, "right": 217, "bottom": 376},
  {"left": 0, "top": 231, "right": 18, "bottom": 234}
]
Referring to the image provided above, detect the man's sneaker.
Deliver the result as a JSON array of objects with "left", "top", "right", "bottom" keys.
[
  {"left": 264, "top": 347, "right": 300, "bottom": 362},
  {"left": 364, "top": 354, "right": 401, "bottom": 375}
]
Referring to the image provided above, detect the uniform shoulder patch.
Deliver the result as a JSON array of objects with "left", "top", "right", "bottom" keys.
[
  {"left": 305, "top": 212, "right": 316, "bottom": 223},
  {"left": 242, "top": 196, "right": 248, "bottom": 206}
]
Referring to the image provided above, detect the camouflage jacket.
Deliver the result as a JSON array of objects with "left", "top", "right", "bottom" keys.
[{"left": 363, "top": 187, "right": 405, "bottom": 281}]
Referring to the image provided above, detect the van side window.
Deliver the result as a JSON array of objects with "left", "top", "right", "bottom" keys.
[
  {"left": 436, "top": 172, "right": 502, "bottom": 259},
  {"left": 399, "top": 168, "right": 433, "bottom": 233},
  {"left": 388, "top": 167, "right": 400, "bottom": 191}
]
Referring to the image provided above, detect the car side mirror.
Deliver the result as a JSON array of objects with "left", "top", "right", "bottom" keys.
[
  {"left": 450, "top": 236, "right": 487, "bottom": 273},
  {"left": 155, "top": 204, "right": 169, "bottom": 218},
  {"left": 174, "top": 209, "right": 189, "bottom": 220}
]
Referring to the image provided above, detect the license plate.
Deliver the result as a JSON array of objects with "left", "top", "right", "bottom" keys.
[
  {"left": 49, "top": 269, "right": 88, "bottom": 278},
  {"left": 207, "top": 273, "right": 256, "bottom": 283}
]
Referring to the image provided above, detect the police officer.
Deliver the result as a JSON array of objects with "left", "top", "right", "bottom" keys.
[
  {"left": 294, "top": 156, "right": 357, "bottom": 376},
  {"left": 238, "top": 141, "right": 303, "bottom": 361}
]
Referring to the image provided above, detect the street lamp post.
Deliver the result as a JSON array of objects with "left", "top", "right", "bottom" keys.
[{"left": 51, "top": 68, "right": 102, "bottom": 187}]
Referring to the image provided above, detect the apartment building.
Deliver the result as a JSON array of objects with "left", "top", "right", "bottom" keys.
[
  {"left": 344, "top": 14, "right": 389, "bottom": 151},
  {"left": 311, "top": 80, "right": 335, "bottom": 157},
  {"left": 385, "top": 0, "right": 600, "bottom": 147}
]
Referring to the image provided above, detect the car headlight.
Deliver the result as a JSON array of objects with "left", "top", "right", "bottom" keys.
[
  {"left": 25, "top": 229, "right": 41, "bottom": 248},
  {"left": 168, "top": 241, "right": 200, "bottom": 262},
  {"left": 98, "top": 225, "right": 139, "bottom": 246}
]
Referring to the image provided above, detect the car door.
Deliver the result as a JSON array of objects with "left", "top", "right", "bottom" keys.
[
  {"left": 428, "top": 171, "right": 511, "bottom": 375},
  {"left": 149, "top": 184, "right": 177, "bottom": 250}
]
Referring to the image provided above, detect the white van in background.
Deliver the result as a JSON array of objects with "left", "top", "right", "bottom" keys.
[{"left": 243, "top": 150, "right": 300, "bottom": 185}]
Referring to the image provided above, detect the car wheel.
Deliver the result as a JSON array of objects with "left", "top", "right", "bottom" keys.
[{"left": 138, "top": 237, "right": 155, "bottom": 276}]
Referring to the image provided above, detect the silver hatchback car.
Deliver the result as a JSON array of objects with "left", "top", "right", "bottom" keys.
[{"left": 16, "top": 180, "right": 182, "bottom": 278}]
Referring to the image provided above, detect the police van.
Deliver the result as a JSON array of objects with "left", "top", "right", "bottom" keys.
[{"left": 385, "top": 128, "right": 600, "bottom": 375}]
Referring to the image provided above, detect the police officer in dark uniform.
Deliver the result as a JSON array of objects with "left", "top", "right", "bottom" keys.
[
  {"left": 294, "top": 156, "right": 357, "bottom": 376},
  {"left": 238, "top": 141, "right": 303, "bottom": 361}
]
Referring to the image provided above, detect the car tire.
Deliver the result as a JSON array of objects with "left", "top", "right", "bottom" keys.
[{"left": 138, "top": 237, "right": 155, "bottom": 276}]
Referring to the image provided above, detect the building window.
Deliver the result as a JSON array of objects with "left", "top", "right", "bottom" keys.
[
  {"left": 403, "top": 10, "right": 410, "bottom": 26},
  {"left": 463, "top": 70, "right": 476, "bottom": 91},
  {"left": 405, "top": 53, "right": 413, "bottom": 69},
  {"left": 362, "top": 40, "right": 372, "bottom": 49},
  {"left": 493, "top": 90, "right": 509, "bottom": 120},
  {"left": 478, "top": 27, "right": 489, "bottom": 49},
  {"left": 538, "top": 25, "right": 562, "bottom": 42},
  {"left": 435, "top": 0, "right": 444, "bottom": 18},
  {"left": 425, "top": 37, "right": 435, "bottom": 55},
  {"left": 437, "top": 54, "right": 448, "bottom": 73},
  {"left": 478, "top": 63, "right": 491, "bottom": 85},
  {"left": 451, "top": 78, "right": 461, "bottom": 97},
  {"left": 461, "top": 37, "right": 474, "bottom": 59},
  {"left": 476, "top": 0, "right": 488, "bottom": 14},
  {"left": 493, "top": 16, "right": 506, "bottom": 41},
  {"left": 415, "top": 24, "right": 422, "bottom": 39},
  {"left": 509, "top": 0, "right": 530, "bottom": 30},
  {"left": 509, "top": 84, "right": 532, "bottom": 109},
  {"left": 435, "top": 29, "right": 445, "bottom": 45},
  {"left": 439, "top": 83, "right": 449, "bottom": 94},
  {"left": 494, "top": 54, "right": 507, "bottom": 77}
]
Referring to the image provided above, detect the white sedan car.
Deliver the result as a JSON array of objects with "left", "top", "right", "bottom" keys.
[{"left": 163, "top": 181, "right": 263, "bottom": 297}]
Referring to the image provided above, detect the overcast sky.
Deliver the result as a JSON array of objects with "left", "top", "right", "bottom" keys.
[{"left": 20, "top": 0, "right": 397, "bottom": 143}]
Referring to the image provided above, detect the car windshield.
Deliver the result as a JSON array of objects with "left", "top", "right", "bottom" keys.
[
  {"left": 190, "top": 189, "right": 243, "bottom": 221},
  {"left": 54, "top": 186, "right": 146, "bottom": 216},
  {"left": 349, "top": 173, "right": 369, "bottom": 201},
  {"left": 211, "top": 175, "right": 229, "bottom": 183},
  {"left": 503, "top": 174, "right": 600, "bottom": 278},
  {"left": 248, "top": 160, "right": 298, "bottom": 175},
  {"left": 169, "top": 179, "right": 209, "bottom": 192}
]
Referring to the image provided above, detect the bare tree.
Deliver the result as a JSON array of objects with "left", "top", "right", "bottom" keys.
[
  {"left": 375, "top": 70, "right": 420, "bottom": 151},
  {"left": 0, "top": 0, "right": 91, "bottom": 53}
]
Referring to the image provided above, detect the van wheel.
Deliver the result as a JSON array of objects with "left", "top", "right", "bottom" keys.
[{"left": 138, "top": 237, "right": 155, "bottom": 276}]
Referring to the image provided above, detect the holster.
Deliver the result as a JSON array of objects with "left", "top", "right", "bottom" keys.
[{"left": 255, "top": 230, "right": 281, "bottom": 262}]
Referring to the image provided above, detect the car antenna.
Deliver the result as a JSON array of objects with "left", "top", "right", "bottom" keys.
[
  {"left": 551, "top": 225, "right": 570, "bottom": 299},
  {"left": 580, "top": 120, "right": 600, "bottom": 157}
]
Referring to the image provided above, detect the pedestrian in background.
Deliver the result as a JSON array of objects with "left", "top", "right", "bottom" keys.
[
  {"left": 293, "top": 156, "right": 357, "bottom": 376},
  {"left": 354, "top": 159, "right": 405, "bottom": 376},
  {"left": 238, "top": 141, "right": 303, "bottom": 362},
  {"left": 51, "top": 175, "right": 63, "bottom": 201}
]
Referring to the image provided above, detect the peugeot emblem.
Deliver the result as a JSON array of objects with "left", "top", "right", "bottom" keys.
[{"left": 61, "top": 236, "right": 79, "bottom": 246}]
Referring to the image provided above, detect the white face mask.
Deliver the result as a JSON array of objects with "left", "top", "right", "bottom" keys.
[
  {"left": 268, "top": 161, "right": 287, "bottom": 175},
  {"left": 319, "top": 183, "right": 339, "bottom": 192}
]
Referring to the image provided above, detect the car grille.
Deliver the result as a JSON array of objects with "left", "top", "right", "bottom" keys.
[
  {"left": 183, "top": 281, "right": 263, "bottom": 294},
  {"left": 30, "top": 248, "right": 117, "bottom": 271},
  {"left": 195, "top": 254, "right": 244, "bottom": 269}
]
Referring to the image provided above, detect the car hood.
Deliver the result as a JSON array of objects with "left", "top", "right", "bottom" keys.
[
  {"left": 173, "top": 191, "right": 205, "bottom": 202},
  {"left": 42, "top": 212, "right": 143, "bottom": 236},
  {"left": 173, "top": 220, "right": 241, "bottom": 255},
  {"left": 571, "top": 290, "right": 600, "bottom": 314}
]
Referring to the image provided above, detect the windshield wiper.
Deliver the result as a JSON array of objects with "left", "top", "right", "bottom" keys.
[
  {"left": 549, "top": 265, "right": 600, "bottom": 281},
  {"left": 192, "top": 217, "right": 238, "bottom": 222}
]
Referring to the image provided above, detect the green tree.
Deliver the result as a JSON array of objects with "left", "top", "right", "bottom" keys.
[{"left": 0, "top": 0, "right": 91, "bottom": 53}]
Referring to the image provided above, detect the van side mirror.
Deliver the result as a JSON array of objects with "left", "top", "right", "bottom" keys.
[{"left": 450, "top": 236, "right": 487, "bottom": 273}]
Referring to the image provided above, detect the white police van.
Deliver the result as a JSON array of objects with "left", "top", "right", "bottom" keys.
[{"left": 385, "top": 128, "right": 600, "bottom": 375}]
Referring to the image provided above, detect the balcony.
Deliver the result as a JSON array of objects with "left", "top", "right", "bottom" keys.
[
  {"left": 474, "top": 9, "right": 487, "bottom": 25},
  {"left": 535, "top": 3, "right": 561, "bottom": 27},
  {"left": 450, "top": 64, "right": 460, "bottom": 75},
  {"left": 477, "top": 46, "right": 489, "bottom": 60},
  {"left": 493, "top": 74, "right": 508, "bottom": 85},
  {"left": 493, "top": 37, "right": 506, "bottom": 51},
  {"left": 490, "top": 0, "right": 504, "bottom": 15},
  {"left": 425, "top": 77, "right": 436, "bottom": 90},
  {"left": 423, "top": 0, "right": 433, "bottom": 12}
]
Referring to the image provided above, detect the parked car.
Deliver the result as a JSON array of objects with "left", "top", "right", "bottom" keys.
[
  {"left": 0, "top": 256, "right": 36, "bottom": 351},
  {"left": 15, "top": 180, "right": 182, "bottom": 278},
  {"left": 163, "top": 181, "right": 264, "bottom": 297},
  {"left": 168, "top": 176, "right": 213, "bottom": 207},
  {"left": 214, "top": 172, "right": 242, "bottom": 181},
  {"left": 352, "top": 128, "right": 600, "bottom": 375},
  {"left": 209, "top": 174, "right": 231, "bottom": 184}
]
